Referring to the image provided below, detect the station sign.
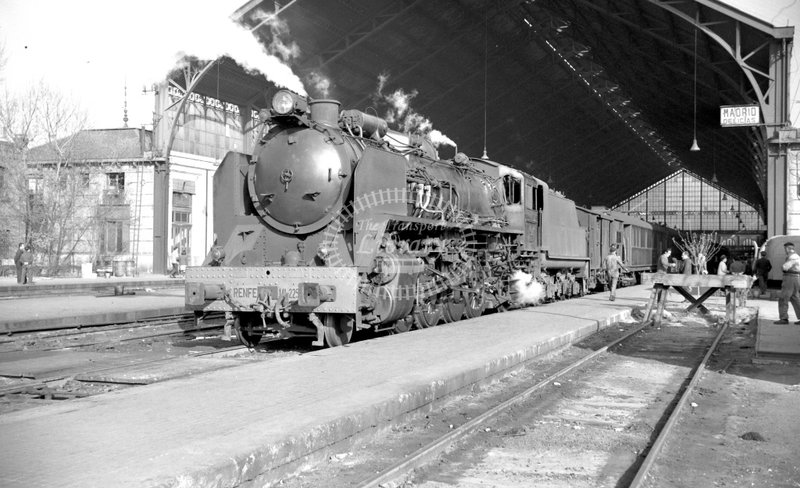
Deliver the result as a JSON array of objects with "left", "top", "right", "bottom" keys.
[{"left": 720, "top": 104, "right": 760, "bottom": 127}]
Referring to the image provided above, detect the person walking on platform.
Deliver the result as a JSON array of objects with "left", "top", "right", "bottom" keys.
[
  {"left": 729, "top": 257, "right": 747, "bottom": 306},
  {"left": 774, "top": 242, "right": 800, "bottom": 324},
  {"left": 716, "top": 255, "right": 729, "bottom": 275},
  {"left": 602, "top": 244, "right": 628, "bottom": 301},
  {"left": 681, "top": 251, "right": 693, "bottom": 275},
  {"left": 168, "top": 247, "right": 180, "bottom": 278},
  {"left": 19, "top": 245, "right": 34, "bottom": 285},
  {"left": 13, "top": 243, "right": 24, "bottom": 284},
  {"left": 658, "top": 249, "right": 673, "bottom": 273},
  {"left": 754, "top": 251, "right": 772, "bottom": 297}
]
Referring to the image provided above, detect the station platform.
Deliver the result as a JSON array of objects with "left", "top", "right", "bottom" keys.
[
  {"left": 0, "top": 285, "right": 794, "bottom": 488},
  {"left": 753, "top": 293, "right": 800, "bottom": 360},
  {"left": 0, "top": 275, "right": 186, "bottom": 333},
  {"left": 0, "top": 274, "right": 183, "bottom": 298}
]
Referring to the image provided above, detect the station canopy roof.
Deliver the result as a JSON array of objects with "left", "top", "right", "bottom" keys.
[{"left": 174, "top": 0, "right": 794, "bottom": 211}]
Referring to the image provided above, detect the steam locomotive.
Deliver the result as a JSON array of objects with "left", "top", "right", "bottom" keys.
[{"left": 185, "top": 90, "right": 677, "bottom": 347}]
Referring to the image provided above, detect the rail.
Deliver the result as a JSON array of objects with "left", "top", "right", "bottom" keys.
[
  {"left": 357, "top": 319, "right": 653, "bottom": 488},
  {"left": 356, "top": 316, "right": 729, "bottom": 488}
]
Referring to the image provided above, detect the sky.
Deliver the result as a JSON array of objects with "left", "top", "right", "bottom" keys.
[
  {"left": 0, "top": 0, "right": 306, "bottom": 132},
  {"left": 1, "top": 0, "right": 800, "bottom": 131}
]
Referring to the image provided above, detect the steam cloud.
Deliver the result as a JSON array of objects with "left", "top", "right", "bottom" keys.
[
  {"left": 186, "top": 6, "right": 306, "bottom": 95},
  {"left": 249, "top": 10, "right": 301, "bottom": 62},
  {"left": 429, "top": 130, "right": 456, "bottom": 147},
  {"left": 307, "top": 71, "right": 331, "bottom": 98},
  {"left": 375, "top": 72, "right": 456, "bottom": 148},
  {"left": 1, "top": 0, "right": 310, "bottom": 131},
  {"left": 510, "top": 270, "right": 545, "bottom": 306}
]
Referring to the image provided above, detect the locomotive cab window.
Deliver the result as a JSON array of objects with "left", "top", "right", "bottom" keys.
[{"left": 503, "top": 175, "right": 521, "bottom": 205}]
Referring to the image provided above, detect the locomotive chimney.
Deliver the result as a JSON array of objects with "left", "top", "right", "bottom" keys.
[{"left": 309, "top": 99, "right": 341, "bottom": 126}]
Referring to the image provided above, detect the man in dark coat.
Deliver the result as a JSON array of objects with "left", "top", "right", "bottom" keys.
[
  {"left": 19, "top": 245, "right": 34, "bottom": 285},
  {"left": 13, "top": 243, "right": 24, "bottom": 284},
  {"left": 754, "top": 251, "right": 772, "bottom": 296},
  {"left": 681, "top": 251, "right": 693, "bottom": 275}
]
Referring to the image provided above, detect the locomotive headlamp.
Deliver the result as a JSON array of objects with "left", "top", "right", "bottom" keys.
[{"left": 272, "top": 90, "right": 296, "bottom": 115}]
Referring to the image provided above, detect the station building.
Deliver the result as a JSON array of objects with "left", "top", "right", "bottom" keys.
[{"left": 2, "top": 82, "right": 257, "bottom": 276}]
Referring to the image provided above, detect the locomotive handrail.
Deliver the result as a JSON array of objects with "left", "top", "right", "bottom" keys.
[{"left": 544, "top": 254, "right": 591, "bottom": 261}]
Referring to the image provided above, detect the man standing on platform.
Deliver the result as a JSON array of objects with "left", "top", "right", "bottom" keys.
[
  {"left": 729, "top": 257, "right": 747, "bottom": 306},
  {"left": 19, "top": 245, "right": 34, "bottom": 285},
  {"left": 717, "top": 255, "right": 729, "bottom": 275},
  {"left": 602, "top": 244, "right": 628, "bottom": 301},
  {"left": 754, "top": 251, "right": 772, "bottom": 297},
  {"left": 681, "top": 251, "right": 693, "bottom": 275},
  {"left": 774, "top": 242, "right": 800, "bottom": 324},
  {"left": 658, "top": 249, "right": 672, "bottom": 273},
  {"left": 13, "top": 243, "right": 24, "bottom": 284}
]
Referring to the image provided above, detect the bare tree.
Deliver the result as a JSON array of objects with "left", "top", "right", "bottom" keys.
[
  {"left": 0, "top": 82, "right": 96, "bottom": 275},
  {"left": 673, "top": 231, "right": 722, "bottom": 275}
]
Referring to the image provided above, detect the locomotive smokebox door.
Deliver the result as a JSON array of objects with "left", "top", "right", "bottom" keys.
[{"left": 248, "top": 122, "right": 354, "bottom": 235}]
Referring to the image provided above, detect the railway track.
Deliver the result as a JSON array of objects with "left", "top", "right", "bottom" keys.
[
  {"left": 0, "top": 343, "right": 249, "bottom": 398},
  {"left": 268, "top": 315, "right": 735, "bottom": 488},
  {"left": 0, "top": 311, "right": 312, "bottom": 413},
  {"left": 0, "top": 312, "right": 225, "bottom": 352}
]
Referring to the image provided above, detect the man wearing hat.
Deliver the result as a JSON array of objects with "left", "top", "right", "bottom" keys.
[
  {"left": 754, "top": 251, "right": 772, "bottom": 296},
  {"left": 774, "top": 241, "right": 800, "bottom": 324},
  {"left": 602, "top": 244, "right": 628, "bottom": 302}
]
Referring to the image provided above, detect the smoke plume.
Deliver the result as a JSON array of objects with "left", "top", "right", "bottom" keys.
[
  {"left": 375, "top": 73, "right": 456, "bottom": 148},
  {"left": 510, "top": 270, "right": 545, "bottom": 306},
  {"left": 307, "top": 71, "right": 331, "bottom": 98},
  {"left": 0, "top": 0, "right": 309, "bottom": 130},
  {"left": 429, "top": 130, "right": 456, "bottom": 148}
]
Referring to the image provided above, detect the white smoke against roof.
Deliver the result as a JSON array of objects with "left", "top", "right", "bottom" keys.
[
  {"left": 0, "top": 0, "right": 307, "bottom": 129},
  {"left": 510, "top": 270, "right": 545, "bottom": 306},
  {"left": 249, "top": 9, "right": 301, "bottom": 62},
  {"left": 375, "top": 73, "right": 455, "bottom": 147},
  {"left": 386, "top": 88, "right": 417, "bottom": 122},
  {"left": 377, "top": 72, "right": 391, "bottom": 96},
  {"left": 429, "top": 129, "right": 456, "bottom": 148},
  {"left": 307, "top": 71, "right": 331, "bottom": 98},
  {"left": 402, "top": 111, "right": 431, "bottom": 133}
]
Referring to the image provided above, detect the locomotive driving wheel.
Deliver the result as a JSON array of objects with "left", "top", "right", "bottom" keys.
[
  {"left": 323, "top": 313, "right": 354, "bottom": 347},
  {"left": 234, "top": 313, "right": 263, "bottom": 348},
  {"left": 463, "top": 291, "right": 486, "bottom": 319},
  {"left": 441, "top": 293, "right": 466, "bottom": 323},
  {"left": 413, "top": 299, "right": 442, "bottom": 329}
]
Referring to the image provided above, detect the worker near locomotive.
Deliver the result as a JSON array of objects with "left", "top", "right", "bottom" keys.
[{"left": 185, "top": 90, "right": 677, "bottom": 348}]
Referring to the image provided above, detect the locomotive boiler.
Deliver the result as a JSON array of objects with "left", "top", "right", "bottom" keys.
[{"left": 185, "top": 89, "right": 670, "bottom": 348}]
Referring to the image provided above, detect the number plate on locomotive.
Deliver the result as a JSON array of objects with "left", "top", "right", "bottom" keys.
[{"left": 230, "top": 286, "right": 298, "bottom": 300}]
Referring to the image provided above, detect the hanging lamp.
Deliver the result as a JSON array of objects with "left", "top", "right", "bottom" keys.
[{"left": 690, "top": 24, "right": 700, "bottom": 151}]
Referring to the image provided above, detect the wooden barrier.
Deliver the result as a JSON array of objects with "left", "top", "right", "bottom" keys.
[{"left": 643, "top": 273, "right": 754, "bottom": 326}]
